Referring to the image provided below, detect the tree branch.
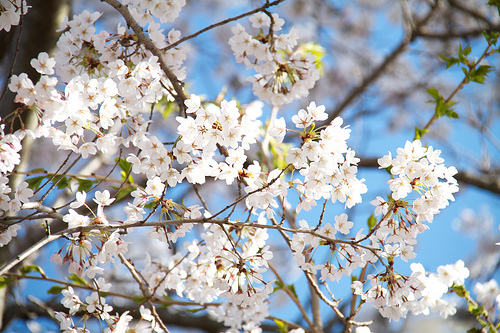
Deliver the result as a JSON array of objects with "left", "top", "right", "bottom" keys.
[
  {"left": 323, "top": 3, "right": 438, "bottom": 125},
  {"left": 162, "top": 0, "right": 286, "bottom": 52},
  {"left": 101, "top": 0, "right": 188, "bottom": 115}
]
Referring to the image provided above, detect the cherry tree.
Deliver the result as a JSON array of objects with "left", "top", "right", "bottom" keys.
[{"left": 0, "top": 0, "right": 499, "bottom": 332}]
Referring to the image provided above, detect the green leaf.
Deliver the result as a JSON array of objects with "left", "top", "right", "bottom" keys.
[
  {"left": 467, "top": 329, "right": 482, "bottom": 333},
  {"left": 483, "top": 31, "right": 500, "bottom": 45},
  {"left": 273, "top": 281, "right": 298, "bottom": 298},
  {"left": 445, "top": 110, "right": 459, "bottom": 119},
  {"left": 47, "top": 285, "right": 65, "bottom": 294},
  {"left": 425, "top": 88, "right": 440, "bottom": 100},
  {"left": 132, "top": 296, "right": 146, "bottom": 303},
  {"left": 457, "top": 43, "right": 471, "bottom": 65},
  {"left": 463, "top": 45, "right": 472, "bottom": 57},
  {"left": 469, "top": 65, "right": 493, "bottom": 84},
  {"left": 118, "top": 158, "right": 132, "bottom": 175},
  {"left": 274, "top": 319, "right": 288, "bottom": 333},
  {"left": 452, "top": 285, "right": 466, "bottom": 297},
  {"left": 435, "top": 98, "right": 446, "bottom": 117},
  {"left": 56, "top": 176, "right": 70, "bottom": 189},
  {"left": 439, "top": 55, "right": 460, "bottom": 69},
  {"left": 157, "top": 98, "right": 177, "bottom": 119},
  {"left": 144, "top": 201, "right": 156, "bottom": 210},
  {"left": 25, "top": 176, "right": 47, "bottom": 190},
  {"left": 468, "top": 303, "right": 484, "bottom": 316},
  {"left": 20, "top": 265, "right": 45, "bottom": 277},
  {"left": 113, "top": 186, "right": 134, "bottom": 202},
  {"left": 288, "top": 283, "right": 298, "bottom": 299},
  {"left": 367, "top": 214, "right": 377, "bottom": 231},
  {"left": 29, "top": 168, "right": 47, "bottom": 174},
  {"left": 457, "top": 43, "right": 464, "bottom": 62},
  {"left": 414, "top": 126, "right": 430, "bottom": 140},
  {"left": 67, "top": 274, "right": 87, "bottom": 286},
  {"left": 0, "top": 276, "right": 14, "bottom": 289},
  {"left": 119, "top": 170, "right": 134, "bottom": 184},
  {"left": 187, "top": 308, "right": 205, "bottom": 313},
  {"left": 300, "top": 42, "right": 326, "bottom": 73},
  {"left": 76, "top": 178, "right": 94, "bottom": 192},
  {"left": 488, "top": 0, "right": 500, "bottom": 15},
  {"left": 118, "top": 158, "right": 134, "bottom": 181},
  {"left": 274, "top": 280, "right": 285, "bottom": 292}
]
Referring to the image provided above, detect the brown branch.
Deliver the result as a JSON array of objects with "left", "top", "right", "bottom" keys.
[
  {"left": 268, "top": 264, "right": 314, "bottom": 332},
  {"left": 417, "top": 27, "right": 500, "bottom": 40},
  {"left": 101, "top": 0, "right": 188, "bottom": 115},
  {"left": 0, "top": 215, "right": 381, "bottom": 277},
  {"left": 323, "top": 3, "right": 438, "bottom": 125},
  {"left": 119, "top": 253, "right": 171, "bottom": 333},
  {"left": 447, "top": 0, "right": 494, "bottom": 26},
  {"left": 162, "top": 0, "right": 286, "bottom": 52}
]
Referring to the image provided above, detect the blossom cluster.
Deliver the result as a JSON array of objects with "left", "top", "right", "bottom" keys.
[
  {"left": 0, "top": 121, "right": 31, "bottom": 245},
  {"left": 0, "top": 0, "right": 28, "bottom": 32},
  {"left": 474, "top": 279, "right": 500, "bottom": 316},
  {"left": 364, "top": 141, "right": 459, "bottom": 275},
  {"left": 265, "top": 101, "right": 367, "bottom": 214},
  {"left": 124, "top": 0, "right": 186, "bottom": 26},
  {"left": 229, "top": 13, "right": 320, "bottom": 105},
  {"left": 378, "top": 140, "right": 459, "bottom": 223},
  {"left": 142, "top": 215, "right": 275, "bottom": 330},
  {"left": 57, "top": 288, "right": 162, "bottom": 333},
  {"left": 353, "top": 260, "right": 470, "bottom": 322}
]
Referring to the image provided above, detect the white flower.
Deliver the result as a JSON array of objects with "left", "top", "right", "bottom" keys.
[
  {"left": 145, "top": 177, "right": 165, "bottom": 197},
  {"left": 93, "top": 190, "right": 115, "bottom": 207},
  {"left": 61, "top": 287, "right": 81, "bottom": 314},
  {"left": 30, "top": 52, "right": 56, "bottom": 75},
  {"left": 86, "top": 292, "right": 112, "bottom": 318},
  {"left": 334, "top": 213, "right": 353, "bottom": 234},
  {"left": 268, "top": 117, "right": 287, "bottom": 143},
  {"left": 292, "top": 109, "right": 312, "bottom": 129},
  {"left": 185, "top": 94, "right": 202, "bottom": 113},
  {"left": 249, "top": 12, "right": 271, "bottom": 28},
  {"left": 15, "top": 181, "right": 33, "bottom": 203},
  {"left": 70, "top": 191, "right": 87, "bottom": 209},
  {"left": 306, "top": 101, "right": 327, "bottom": 121},
  {"left": 79, "top": 142, "right": 97, "bottom": 158}
]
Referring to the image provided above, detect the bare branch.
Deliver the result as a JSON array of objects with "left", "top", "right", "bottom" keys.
[
  {"left": 323, "top": 3, "right": 438, "bottom": 125},
  {"left": 162, "top": 0, "right": 286, "bottom": 52}
]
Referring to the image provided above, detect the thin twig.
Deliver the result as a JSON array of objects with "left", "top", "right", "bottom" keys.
[
  {"left": 422, "top": 42, "right": 494, "bottom": 132},
  {"left": 161, "top": 0, "right": 286, "bottom": 52},
  {"left": 119, "top": 253, "right": 171, "bottom": 333},
  {"left": 268, "top": 263, "right": 317, "bottom": 333}
]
